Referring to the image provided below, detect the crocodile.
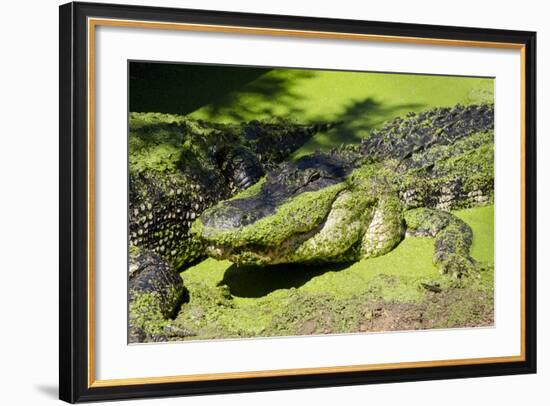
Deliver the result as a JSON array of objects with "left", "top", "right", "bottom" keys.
[{"left": 192, "top": 104, "right": 494, "bottom": 277}]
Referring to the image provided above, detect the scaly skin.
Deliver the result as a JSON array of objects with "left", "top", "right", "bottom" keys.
[{"left": 193, "top": 104, "right": 494, "bottom": 277}]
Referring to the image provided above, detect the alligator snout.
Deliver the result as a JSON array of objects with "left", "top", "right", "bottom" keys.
[{"left": 199, "top": 200, "right": 271, "bottom": 232}]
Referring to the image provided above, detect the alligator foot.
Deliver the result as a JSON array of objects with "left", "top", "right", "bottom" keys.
[{"left": 404, "top": 208, "right": 477, "bottom": 278}]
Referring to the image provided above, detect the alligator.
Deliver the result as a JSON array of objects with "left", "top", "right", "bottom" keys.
[
  {"left": 129, "top": 113, "right": 332, "bottom": 269},
  {"left": 192, "top": 104, "right": 494, "bottom": 277}
]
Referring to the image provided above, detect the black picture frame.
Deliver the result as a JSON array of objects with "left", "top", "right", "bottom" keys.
[{"left": 59, "top": 1, "right": 537, "bottom": 403}]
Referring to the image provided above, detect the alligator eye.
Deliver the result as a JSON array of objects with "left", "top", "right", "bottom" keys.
[{"left": 307, "top": 172, "right": 321, "bottom": 183}]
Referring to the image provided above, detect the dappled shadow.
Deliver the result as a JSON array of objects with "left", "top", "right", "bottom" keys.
[
  {"left": 130, "top": 63, "right": 428, "bottom": 145},
  {"left": 297, "top": 98, "right": 426, "bottom": 155},
  {"left": 200, "top": 69, "right": 315, "bottom": 122},
  {"left": 218, "top": 261, "right": 353, "bottom": 298},
  {"left": 130, "top": 62, "right": 315, "bottom": 121},
  {"left": 130, "top": 62, "right": 270, "bottom": 115},
  {"left": 334, "top": 98, "right": 425, "bottom": 143}
]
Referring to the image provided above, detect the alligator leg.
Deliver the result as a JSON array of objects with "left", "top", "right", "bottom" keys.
[
  {"left": 361, "top": 194, "right": 406, "bottom": 258},
  {"left": 404, "top": 208, "right": 477, "bottom": 278},
  {"left": 128, "top": 247, "right": 192, "bottom": 342}
]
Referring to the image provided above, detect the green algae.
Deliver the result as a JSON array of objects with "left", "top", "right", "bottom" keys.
[{"left": 129, "top": 290, "right": 174, "bottom": 336}]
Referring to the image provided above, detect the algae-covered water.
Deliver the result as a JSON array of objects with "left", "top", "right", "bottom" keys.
[{"left": 171, "top": 205, "right": 494, "bottom": 340}]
